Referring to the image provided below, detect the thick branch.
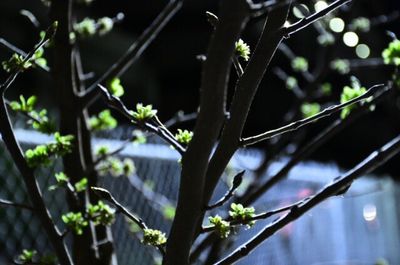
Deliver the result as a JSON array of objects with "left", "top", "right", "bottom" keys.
[
  {"left": 202, "top": 3, "right": 291, "bottom": 228},
  {"left": 215, "top": 132, "right": 400, "bottom": 265},
  {"left": 164, "top": 1, "right": 250, "bottom": 264},
  {"left": 241, "top": 84, "right": 384, "bottom": 146}
]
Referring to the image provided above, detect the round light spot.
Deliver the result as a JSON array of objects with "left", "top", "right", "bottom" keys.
[
  {"left": 329, "top": 18, "right": 345, "bottom": 33},
  {"left": 343, "top": 32, "right": 359, "bottom": 47},
  {"left": 293, "top": 4, "right": 310, "bottom": 19},
  {"left": 363, "top": 204, "right": 377, "bottom": 222},
  {"left": 355, "top": 44, "right": 370, "bottom": 59},
  {"left": 314, "top": 1, "right": 328, "bottom": 12}
]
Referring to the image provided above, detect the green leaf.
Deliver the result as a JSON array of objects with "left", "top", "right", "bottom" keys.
[
  {"left": 90, "top": 109, "right": 117, "bottom": 131},
  {"left": 62, "top": 212, "right": 88, "bottom": 235},
  {"left": 330, "top": 58, "right": 350, "bottom": 74},
  {"left": 235, "top": 39, "right": 251, "bottom": 61},
  {"left": 2, "top": 53, "right": 32, "bottom": 72},
  {"left": 87, "top": 200, "right": 116, "bottom": 226},
  {"left": 107, "top": 77, "right": 124, "bottom": 97},
  {"left": 208, "top": 215, "right": 230, "bottom": 238},
  {"left": 74, "top": 18, "right": 96, "bottom": 38},
  {"left": 382, "top": 39, "right": 400, "bottom": 66},
  {"left": 175, "top": 129, "right": 193, "bottom": 145},
  {"left": 301, "top": 102, "right": 321, "bottom": 118},
  {"left": 229, "top": 203, "right": 256, "bottom": 228},
  {"left": 98, "top": 17, "right": 114, "bottom": 36},
  {"left": 122, "top": 158, "right": 136, "bottom": 176},
  {"left": 142, "top": 229, "right": 167, "bottom": 246},
  {"left": 74, "top": 178, "right": 88, "bottom": 193},
  {"left": 132, "top": 104, "right": 157, "bottom": 122},
  {"left": 18, "top": 249, "right": 37, "bottom": 263},
  {"left": 162, "top": 205, "right": 176, "bottom": 220},
  {"left": 285, "top": 76, "right": 298, "bottom": 90},
  {"left": 291, "top": 57, "right": 308, "bottom": 72},
  {"left": 340, "top": 85, "right": 367, "bottom": 119}
]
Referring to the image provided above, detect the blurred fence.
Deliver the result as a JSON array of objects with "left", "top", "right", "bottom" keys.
[{"left": 1, "top": 129, "right": 400, "bottom": 265}]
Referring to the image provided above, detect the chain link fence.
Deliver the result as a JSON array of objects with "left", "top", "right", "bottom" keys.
[{"left": 1, "top": 129, "right": 400, "bottom": 264}]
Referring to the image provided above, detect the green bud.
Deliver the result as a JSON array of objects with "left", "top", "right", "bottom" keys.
[
  {"left": 235, "top": 39, "right": 251, "bottom": 61},
  {"left": 142, "top": 229, "right": 167, "bottom": 246},
  {"left": 301, "top": 102, "right": 321, "bottom": 118}
]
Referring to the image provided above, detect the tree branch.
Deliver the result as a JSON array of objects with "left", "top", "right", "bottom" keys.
[
  {"left": 0, "top": 23, "right": 72, "bottom": 265},
  {"left": 241, "top": 84, "right": 385, "bottom": 146},
  {"left": 283, "top": 0, "right": 352, "bottom": 38},
  {"left": 205, "top": 171, "right": 245, "bottom": 210},
  {"left": 0, "top": 198, "right": 35, "bottom": 211},
  {"left": 0, "top": 23, "right": 55, "bottom": 92},
  {"left": 241, "top": 84, "right": 392, "bottom": 205},
  {"left": 201, "top": 3, "right": 292, "bottom": 232},
  {"left": 215, "top": 132, "right": 400, "bottom": 265},
  {"left": 201, "top": 200, "right": 301, "bottom": 233},
  {"left": 91, "top": 187, "right": 165, "bottom": 256},
  {"left": 97, "top": 84, "right": 186, "bottom": 155},
  {"left": 164, "top": 1, "right": 251, "bottom": 264}
]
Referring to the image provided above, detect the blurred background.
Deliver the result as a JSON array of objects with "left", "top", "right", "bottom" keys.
[
  {"left": 0, "top": 0, "right": 400, "bottom": 174},
  {"left": 1, "top": 1, "right": 400, "bottom": 264}
]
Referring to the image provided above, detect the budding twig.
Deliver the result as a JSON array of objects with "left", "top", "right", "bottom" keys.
[{"left": 241, "top": 84, "right": 385, "bottom": 146}]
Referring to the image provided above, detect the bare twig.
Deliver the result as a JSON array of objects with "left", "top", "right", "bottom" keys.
[
  {"left": 164, "top": 111, "right": 197, "bottom": 128},
  {"left": 205, "top": 171, "right": 245, "bottom": 210},
  {"left": 272, "top": 67, "right": 305, "bottom": 99},
  {"left": 241, "top": 84, "right": 385, "bottom": 146},
  {"left": 283, "top": 0, "right": 352, "bottom": 38},
  {"left": 215, "top": 132, "right": 400, "bottom": 265},
  {"left": 0, "top": 198, "right": 35, "bottom": 211},
  {"left": 249, "top": 0, "right": 293, "bottom": 17}
]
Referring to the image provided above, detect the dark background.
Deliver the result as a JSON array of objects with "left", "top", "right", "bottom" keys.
[{"left": 1, "top": 0, "right": 400, "bottom": 176}]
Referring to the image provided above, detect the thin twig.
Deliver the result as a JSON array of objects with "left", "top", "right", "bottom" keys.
[
  {"left": 215, "top": 132, "right": 400, "bottom": 265},
  {"left": 272, "top": 67, "right": 305, "bottom": 99},
  {"left": 0, "top": 198, "right": 35, "bottom": 211},
  {"left": 283, "top": 0, "right": 352, "bottom": 38},
  {"left": 91, "top": 187, "right": 166, "bottom": 256},
  {"left": 249, "top": 0, "right": 294, "bottom": 17},
  {"left": 201, "top": 200, "right": 301, "bottom": 233},
  {"left": 205, "top": 171, "right": 245, "bottom": 210},
  {"left": 241, "top": 84, "right": 393, "bottom": 205},
  {"left": 241, "top": 84, "right": 385, "bottom": 146},
  {"left": 164, "top": 111, "right": 197, "bottom": 128},
  {"left": 97, "top": 85, "right": 186, "bottom": 155},
  {"left": 0, "top": 24, "right": 56, "bottom": 92},
  {"left": 278, "top": 43, "right": 314, "bottom": 82}
]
